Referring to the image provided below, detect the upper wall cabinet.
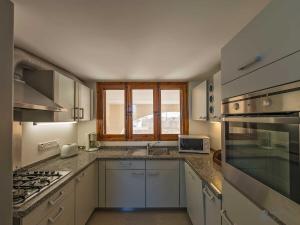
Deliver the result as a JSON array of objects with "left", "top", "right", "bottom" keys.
[
  {"left": 76, "top": 82, "right": 92, "bottom": 121},
  {"left": 23, "top": 70, "right": 76, "bottom": 122},
  {"left": 23, "top": 70, "right": 92, "bottom": 122},
  {"left": 192, "top": 80, "right": 207, "bottom": 120},
  {"left": 222, "top": 0, "right": 300, "bottom": 98}
]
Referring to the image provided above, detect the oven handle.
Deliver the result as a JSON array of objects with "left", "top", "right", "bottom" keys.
[{"left": 222, "top": 116, "right": 300, "bottom": 124}]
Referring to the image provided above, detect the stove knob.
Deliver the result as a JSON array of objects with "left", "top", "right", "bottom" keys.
[{"left": 233, "top": 103, "right": 240, "bottom": 110}]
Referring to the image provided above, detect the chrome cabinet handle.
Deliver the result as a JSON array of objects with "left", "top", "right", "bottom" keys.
[
  {"left": 48, "top": 191, "right": 64, "bottom": 206},
  {"left": 73, "top": 107, "right": 79, "bottom": 119},
  {"left": 131, "top": 172, "right": 145, "bottom": 176},
  {"left": 120, "top": 162, "right": 132, "bottom": 166},
  {"left": 238, "top": 55, "right": 262, "bottom": 71},
  {"left": 220, "top": 210, "right": 235, "bottom": 225},
  {"left": 148, "top": 172, "right": 160, "bottom": 176},
  {"left": 48, "top": 207, "right": 64, "bottom": 224},
  {"left": 79, "top": 108, "right": 84, "bottom": 119},
  {"left": 203, "top": 187, "right": 215, "bottom": 201}
]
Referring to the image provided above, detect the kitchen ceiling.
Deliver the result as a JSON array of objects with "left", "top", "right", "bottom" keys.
[{"left": 13, "top": 0, "right": 270, "bottom": 81}]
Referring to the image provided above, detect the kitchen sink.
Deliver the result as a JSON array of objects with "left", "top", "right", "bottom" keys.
[
  {"left": 127, "top": 148, "right": 170, "bottom": 156},
  {"left": 148, "top": 148, "right": 170, "bottom": 156}
]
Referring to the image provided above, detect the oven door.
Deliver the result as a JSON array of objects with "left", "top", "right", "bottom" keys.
[{"left": 222, "top": 115, "right": 300, "bottom": 222}]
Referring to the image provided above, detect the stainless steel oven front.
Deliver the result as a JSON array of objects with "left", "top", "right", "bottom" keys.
[{"left": 222, "top": 81, "right": 300, "bottom": 224}]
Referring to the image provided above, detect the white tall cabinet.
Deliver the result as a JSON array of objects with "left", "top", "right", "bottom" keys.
[
  {"left": 192, "top": 80, "right": 207, "bottom": 120},
  {"left": 185, "top": 163, "right": 205, "bottom": 225}
]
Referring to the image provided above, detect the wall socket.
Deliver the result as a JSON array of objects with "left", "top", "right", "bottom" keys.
[{"left": 38, "top": 140, "right": 60, "bottom": 152}]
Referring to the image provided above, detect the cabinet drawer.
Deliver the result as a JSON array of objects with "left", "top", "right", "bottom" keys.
[
  {"left": 146, "top": 160, "right": 179, "bottom": 170},
  {"left": 106, "top": 160, "right": 145, "bottom": 169},
  {"left": 222, "top": 180, "right": 277, "bottom": 225},
  {"left": 23, "top": 180, "right": 74, "bottom": 225},
  {"left": 38, "top": 192, "right": 75, "bottom": 225},
  {"left": 222, "top": 0, "right": 300, "bottom": 85}
]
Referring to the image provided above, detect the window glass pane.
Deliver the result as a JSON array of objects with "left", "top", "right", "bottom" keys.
[
  {"left": 132, "top": 89, "right": 154, "bottom": 134},
  {"left": 161, "top": 90, "right": 180, "bottom": 134},
  {"left": 105, "top": 90, "right": 125, "bottom": 134}
]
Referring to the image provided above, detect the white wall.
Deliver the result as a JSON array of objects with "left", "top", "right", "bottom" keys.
[
  {"left": 20, "top": 122, "right": 77, "bottom": 167},
  {"left": 0, "top": 1, "right": 13, "bottom": 224}
]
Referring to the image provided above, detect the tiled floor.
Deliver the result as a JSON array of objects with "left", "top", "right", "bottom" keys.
[{"left": 87, "top": 209, "right": 192, "bottom": 225}]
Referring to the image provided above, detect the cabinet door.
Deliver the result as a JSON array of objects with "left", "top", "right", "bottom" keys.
[
  {"left": 146, "top": 169, "right": 179, "bottom": 208},
  {"left": 106, "top": 169, "right": 145, "bottom": 208},
  {"left": 185, "top": 163, "right": 205, "bottom": 225},
  {"left": 54, "top": 73, "right": 76, "bottom": 122},
  {"left": 98, "top": 160, "right": 106, "bottom": 208},
  {"left": 179, "top": 160, "right": 187, "bottom": 208},
  {"left": 203, "top": 186, "right": 221, "bottom": 225},
  {"left": 212, "top": 72, "right": 221, "bottom": 120},
  {"left": 76, "top": 82, "right": 91, "bottom": 121},
  {"left": 222, "top": 0, "right": 300, "bottom": 85},
  {"left": 192, "top": 81, "right": 207, "bottom": 120},
  {"left": 222, "top": 180, "right": 278, "bottom": 225},
  {"left": 75, "top": 163, "right": 97, "bottom": 225}
]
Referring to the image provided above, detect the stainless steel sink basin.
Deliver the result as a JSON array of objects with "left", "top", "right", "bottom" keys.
[
  {"left": 127, "top": 148, "right": 170, "bottom": 156},
  {"left": 148, "top": 148, "right": 170, "bottom": 156}
]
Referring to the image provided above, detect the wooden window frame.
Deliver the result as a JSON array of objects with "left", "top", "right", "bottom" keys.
[
  {"left": 159, "top": 83, "right": 189, "bottom": 141},
  {"left": 97, "top": 82, "right": 189, "bottom": 141},
  {"left": 97, "top": 82, "right": 127, "bottom": 141}
]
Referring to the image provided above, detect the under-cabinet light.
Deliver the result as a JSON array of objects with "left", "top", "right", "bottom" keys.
[{"left": 33, "top": 121, "right": 77, "bottom": 126}]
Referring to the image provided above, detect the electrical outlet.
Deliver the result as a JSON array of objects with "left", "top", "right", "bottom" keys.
[{"left": 38, "top": 140, "right": 60, "bottom": 152}]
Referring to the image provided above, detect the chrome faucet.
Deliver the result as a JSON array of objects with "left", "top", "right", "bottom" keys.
[{"left": 146, "top": 141, "right": 160, "bottom": 155}]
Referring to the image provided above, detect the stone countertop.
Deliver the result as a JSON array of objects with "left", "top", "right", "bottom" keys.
[{"left": 13, "top": 149, "right": 223, "bottom": 218}]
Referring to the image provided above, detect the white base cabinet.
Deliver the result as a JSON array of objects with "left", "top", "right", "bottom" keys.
[
  {"left": 106, "top": 160, "right": 146, "bottom": 208},
  {"left": 106, "top": 169, "right": 145, "bottom": 208},
  {"left": 203, "top": 185, "right": 221, "bottom": 225},
  {"left": 185, "top": 163, "right": 205, "bottom": 225},
  {"left": 22, "top": 180, "right": 75, "bottom": 225},
  {"left": 146, "top": 160, "right": 179, "bottom": 208},
  {"left": 221, "top": 179, "right": 277, "bottom": 225},
  {"left": 75, "top": 162, "right": 97, "bottom": 225}
]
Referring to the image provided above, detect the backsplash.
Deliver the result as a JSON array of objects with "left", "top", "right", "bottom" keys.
[{"left": 14, "top": 122, "right": 77, "bottom": 168}]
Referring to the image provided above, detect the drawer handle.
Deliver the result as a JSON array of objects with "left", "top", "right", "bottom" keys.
[
  {"left": 220, "top": 210, "right": 235, "bottom": 225},
  {"left": 238, "top": 55, "right": 262, "bottom": 71},
  {"left": 203, "top": 187, "right": 214, "bottom": 201},
  {"left": 131, "top": 172, "right": 145, "bottom": 176},
  {"left": 48, "top": 207, "right": 64, "bottom": 224},
  {"left": 120, "top": 162, "right": 132, "bottom": 166},
  {"left": 148, "top": 172, "right": 160, "bottom": 176},
  {"left": 79, "top": 108, "right": 84, "bottom": 119},
  {"left": 48, "top": 191, "right": 64, "bottom": 206}
]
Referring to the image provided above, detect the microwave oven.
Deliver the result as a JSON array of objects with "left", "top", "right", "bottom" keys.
[{"left": 178, "top": 135, "right": 210, "bottom": 153}]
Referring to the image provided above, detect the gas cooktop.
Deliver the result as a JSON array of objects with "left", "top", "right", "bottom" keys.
[{"left": 13, "top": 170, "right": 70, "bottom": 208}]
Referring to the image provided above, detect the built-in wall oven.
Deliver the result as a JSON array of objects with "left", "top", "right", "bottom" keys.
[{"left": 222, "top": 81, "right": 300, "bottom": 224}]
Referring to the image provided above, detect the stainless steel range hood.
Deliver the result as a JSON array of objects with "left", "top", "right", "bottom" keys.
[{"left": 14, "top": 79, "right": 65, "bottom": 112}]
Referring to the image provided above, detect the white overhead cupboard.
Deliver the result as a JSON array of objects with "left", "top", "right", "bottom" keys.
[
  {"left": 221, "top": 0, "right": 300, "bottom": 99},
  {"left": 192, "top": 80, "right": 208, "bottom": 121},
  {"left": 22, "top": 70, "right": 93, "bottom": 122}
]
